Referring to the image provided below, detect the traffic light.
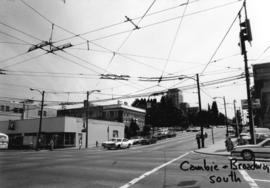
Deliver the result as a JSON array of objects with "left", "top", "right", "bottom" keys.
[{"left": 240, "top": 19, "right": 252, "bottom": 42}]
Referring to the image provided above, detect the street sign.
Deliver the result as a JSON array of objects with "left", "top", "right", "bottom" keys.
[{"left": 241, "top": 99, "right": 261, "bottom": 109}]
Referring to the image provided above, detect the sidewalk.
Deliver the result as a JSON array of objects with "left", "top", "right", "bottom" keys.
[{"left": 194, "top": 138, "right": 237, "bottom": 156}]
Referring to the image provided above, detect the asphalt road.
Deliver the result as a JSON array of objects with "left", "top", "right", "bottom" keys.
[{"left": 1, "top": 128, "right": 270, "bottom": 188}]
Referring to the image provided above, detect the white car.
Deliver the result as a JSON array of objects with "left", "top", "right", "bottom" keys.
[
  {"left": 231, "top": 138, "right": 270, "bottom": 160},
  {"left": 102, "top": 138, "right": 132, "bottom": 150}
]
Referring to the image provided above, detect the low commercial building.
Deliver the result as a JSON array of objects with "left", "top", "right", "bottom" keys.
[
  {"left": 57, "top": 103, "right": 146, "bottom": 130},
  {"left": 0, "top": 116, "right": 124, "bottom": 149}
]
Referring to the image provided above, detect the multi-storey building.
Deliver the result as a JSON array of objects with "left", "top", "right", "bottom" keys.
[
  {"left": 0, "top": 100, "right": 57, "bottom": 121},
  {"left": 253, "top": 62, "right": 270, "bottom": 128},
  {"left": 166, "top": 88, "right": 183, "bottom": 109},
  {"left": 57, "top": 103, "right": 146, "bottom": 130}
]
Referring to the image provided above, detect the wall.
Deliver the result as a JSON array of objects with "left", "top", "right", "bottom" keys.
[
  {"left": 87, "top": 119, "right": 124, "bottom": 148},
  {"left": 0, "top": 117, "right": 124, "bottom": 149}
]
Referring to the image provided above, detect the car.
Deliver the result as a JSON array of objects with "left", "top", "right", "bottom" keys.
[
  {"left": 129, "top": 137, "right": 143, "bottom": 145},
  {"left": 102, "top": 138, "right": 132, "bottom": 150},
  {"left": 141, "top": 137, "right": 157, "bottom": 145},
  {"left": 231, "top": 138, "right": 270, "bottom": 160},
  {"left": 166, "top": 131, "right": 177, "bottom": 138}
]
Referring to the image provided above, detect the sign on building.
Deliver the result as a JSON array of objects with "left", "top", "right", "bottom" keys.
[{"left": 241, "top": 99, "right": 261, "bottom": 109}]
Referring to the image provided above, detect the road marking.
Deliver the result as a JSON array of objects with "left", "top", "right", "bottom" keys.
[
  {"left": 119, "top": 152, "right": 190, "bottom": 188},
  {"left": 253, "top": 179, "right": 270, "bottom": 183},
  {"left": 228, "top": 157, "right": 260, "bottom": 188},
  {"left": 238, "top": 169, "right": 259, "bottom": 188}
]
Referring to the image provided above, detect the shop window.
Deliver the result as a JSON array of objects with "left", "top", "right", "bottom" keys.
[
  {"left": 110, "top": 111, "right": 114, "bottom": 117},
  {"left": 64, "top": 133, "right": 75, "bottom": 146}
]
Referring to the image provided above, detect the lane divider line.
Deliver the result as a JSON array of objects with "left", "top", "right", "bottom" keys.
[
  {"left": 253, "top": 179, "right": 270, "bottom": 183},
  {"left": 119, "top": 152, "right": 190, "bottom": 188},
  {"left": 228, "top": 157, "right": 259, "bottom": 188}
]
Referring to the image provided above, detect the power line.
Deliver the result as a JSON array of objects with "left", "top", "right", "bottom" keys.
[
  {"left": 159, "top": 0, "right": 190, "bottom": 83},
  {"left": 1, "top": 53, "right": 46, "bottom": 69},
  {"left": 54, "top": 0, "right": 199, "bottom": 44},
  {"left": 0, "top": 30, "right": 33, "bottom": 45},
  {"left": 0, "top": 41, "right": 30, "bottom": 45},
  {"left": 200, "top": 3, "right": 244, "bottom": 74},
  {"left": 0, "top": 21, "right": 43, "bottom": 42}
]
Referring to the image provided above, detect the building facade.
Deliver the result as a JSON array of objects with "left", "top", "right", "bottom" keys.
[
  {"left": 253, "top": 62, "right": 270, "bottom": 128},
  {"left": 57, "top": 103, "right": 146, "bottom": 130},
  {"left": 0, "top": 116, "right": 124, "bottom": 149},
  {"left": 166, "top": 88, "right": 183, "bottom": 109},
  {"left": 0, "top": 100, "right": 57, "bottom": 121}
]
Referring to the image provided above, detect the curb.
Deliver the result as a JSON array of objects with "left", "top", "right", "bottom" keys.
[{"left": 193, "top": 149, "right": 231, "bottom": 157}]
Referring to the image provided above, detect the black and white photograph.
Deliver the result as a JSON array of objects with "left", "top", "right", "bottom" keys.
[{"left": 1, "top": 0, "right": 270, "bottom": 187}]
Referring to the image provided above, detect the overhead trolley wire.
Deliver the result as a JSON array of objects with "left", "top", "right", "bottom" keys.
[
  {"left": 200, "top": 2, "right": 244, "bottom": 74},
  {"left": 159, "top": 0, "right": 190, "bottom": 83}
]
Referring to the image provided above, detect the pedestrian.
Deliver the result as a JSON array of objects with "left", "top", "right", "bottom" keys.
[
  {"left": 225, "top": 135, "right": 233, "bottom": 152},
  {"left": 96, "top": 141, "right": 99, "bottom": 148},
  {"left": 79, "top": 138, "right": 82, "bottom": 150},
  {"left": 49, "top": 138, "right": 54, "bottom": 151},
  {"left": 196, "top": 134, "right": 201, "bottom": 149}
]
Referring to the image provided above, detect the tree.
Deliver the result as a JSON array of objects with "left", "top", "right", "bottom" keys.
[
  {"left": 142, "top": 125, "right": 151, "bottom": 136},
  {"left": 129, "top": 119, "right": 140, "bottom": 137},
  {"left": 211, "top": 101, "right": 219, "bottom": 125}
]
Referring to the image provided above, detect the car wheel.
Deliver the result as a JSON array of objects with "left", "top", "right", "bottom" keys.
[
  {"left": 127, "top": 144, "right": 131, "bottom": 148},
  {"left": 117, "top": 145, "right": 121, "bottom": 149},
  {"left": 242, "top": 150, "right": 254, "bottom": 161}
]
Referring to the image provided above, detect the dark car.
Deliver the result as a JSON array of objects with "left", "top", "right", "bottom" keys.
[
  {"left": 167, "top": 131, "right": 176, "bottom": 138},
  {"left": 141, "top": 137, "right": 157, "bottom": 145}
]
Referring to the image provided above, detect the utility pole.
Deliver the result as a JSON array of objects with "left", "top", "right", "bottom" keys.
[
  {"left": 223, "top": 97, "right": 228, "bottom": 135},
  {"left": 30, "top": 88, "right": 45, "bottom": 151},
  {"left": 85, "top": 91, "right": 89, "bottom": 148},
  {"left": 239, "top": 0, "right": 255, "bottom": 144},
  {"left": 196, "top": 73, "right": 204, "bottom": 148},
  {"left": 234, "top": 100, "right": 239, "bottom": 137}
]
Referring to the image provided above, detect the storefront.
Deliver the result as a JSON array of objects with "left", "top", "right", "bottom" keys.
[{"left": 0, "top": 116, "right": 124, "bottom": 149}]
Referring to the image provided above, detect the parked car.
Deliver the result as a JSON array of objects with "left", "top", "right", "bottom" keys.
[
  {"left": 129, "top": 137, "right": 143, "bottom": 145},
  {"left": 231, "top": 138, "right": 270, "bottom": 160},
  {"left": 141, "top": 137, "right": 157, "bottom": 145},
  {"left": 152, "top": 133, "right": 163, "bottom": 140},
  {"left": 167, "top": 131, "right": 177, "bottom": 138},
  {"left": 102, "top": 138, "right": 132, "bottom": 150}
]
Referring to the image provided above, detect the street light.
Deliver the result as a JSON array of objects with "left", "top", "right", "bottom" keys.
[
  {"left": 213, "top": 96, "right": 228, "bottom": 135},
  {"left": 178, "top": 73, "right": 205, "bottom": 148},
  {"left": 30, "top": 88, "right": 45, "bottom": 151},
  {"left": 85, "top": 90, "right": 101, "bottom": 148}
]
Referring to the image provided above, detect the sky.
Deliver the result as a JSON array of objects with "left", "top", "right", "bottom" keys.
[{"left": 0, "top": 0, "right": 270, "bottom": 119}]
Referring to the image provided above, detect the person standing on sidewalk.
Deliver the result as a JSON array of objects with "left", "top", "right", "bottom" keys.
[
  {"left": 79, "top": 137, "right": 82, "bottom": 150},
  {"left": 225, "top": 135, "right": 234, "bottom": 152},
  {"left": 196, "top": 134, "right": 201, "bottom": 149},
  {"left": 49, "top": 138, "right": 54, "bottom": 151}
]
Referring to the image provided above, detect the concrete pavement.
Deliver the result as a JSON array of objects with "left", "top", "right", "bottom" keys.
[{"left": 194, "top": 137, "right": 237, "bottom": 156}]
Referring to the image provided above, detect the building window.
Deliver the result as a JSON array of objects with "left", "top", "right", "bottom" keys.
[
  {"left": 64, "top": 133, "right": 75, "bottom": 146},
  {"left": 113, "top": 130, "right": 119, "bottom": 138},
  {"left": 110, "top": 111, "right": 114, "bottom": 117}
]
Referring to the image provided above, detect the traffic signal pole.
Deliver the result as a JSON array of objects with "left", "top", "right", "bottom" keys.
[{"left": 239, "top": 0, "right": 255, "bottom": 144}]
